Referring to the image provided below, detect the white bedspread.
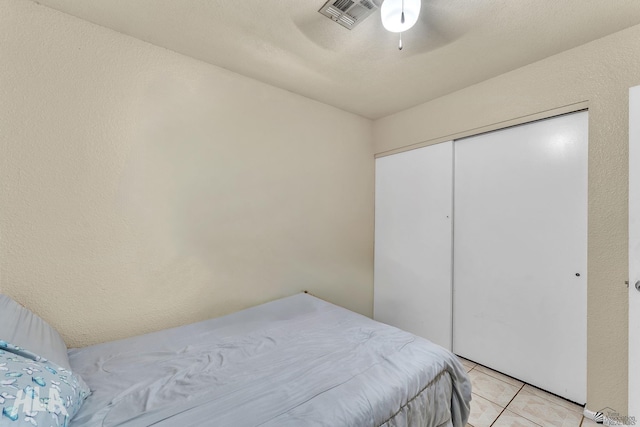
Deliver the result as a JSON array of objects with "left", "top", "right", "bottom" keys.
[{"left": 68, "top": 294, "right": 471, "bottom": 427}]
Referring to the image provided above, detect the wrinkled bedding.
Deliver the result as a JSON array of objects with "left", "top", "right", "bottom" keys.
[{"left": 68, "top": 294, "right": 471, "bottom": 427}]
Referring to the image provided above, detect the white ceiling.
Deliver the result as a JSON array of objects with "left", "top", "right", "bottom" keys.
[{"left": 34, "top": 0, "right": 640, "bottom": 119}]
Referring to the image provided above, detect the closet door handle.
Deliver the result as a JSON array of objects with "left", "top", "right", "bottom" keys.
[{"left": 635, "top": 281, "right": 640, "bottom": 292}]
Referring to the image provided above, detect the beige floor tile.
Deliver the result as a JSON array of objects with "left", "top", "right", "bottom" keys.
[
  {"left": 472, "top": 364, "right": 524, "bottom": 388},
  {"left": 467, "top": 393, "right": 503, "bottom": 427},
  {"left": 468, "top": 369, "right": 520, "bottom": 407},
  {"left": 492, "top": 409, "right": 541, "bottom": 427},
  {"left": 457, "top": 356, "right": 476, "bottom": 372},
  {"left": 522, "top": 385, "right": 583, "bottom": 413},
  {"left": 507, "top": 388, "right": 583, "bottom": 427},
  {"left": 580, "top": 416, "right": 600, "bottom": 426}
]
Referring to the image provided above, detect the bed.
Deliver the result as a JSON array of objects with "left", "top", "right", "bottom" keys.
[{"left": 66, "top": 293, "right": 471, "bottom": 427}]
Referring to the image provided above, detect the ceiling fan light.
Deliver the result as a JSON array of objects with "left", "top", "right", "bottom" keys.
[{"left": 381, "top": 0, "right": 421, "bottom": 33}]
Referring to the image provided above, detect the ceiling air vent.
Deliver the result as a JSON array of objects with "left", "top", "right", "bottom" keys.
[{"left": 319, "top": 0, "right": 381, "bottom": 30}]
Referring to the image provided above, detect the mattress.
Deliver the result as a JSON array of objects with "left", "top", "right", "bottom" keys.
[{"left": 68, "top": 294, "right": 471, "bottom": 427}]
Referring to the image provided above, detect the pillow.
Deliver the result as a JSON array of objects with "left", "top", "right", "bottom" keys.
[
  {"left": 0, "top": 344, "right": 90, "bottom": 426},
  {"left": 0, "top": 295, "right": 71, "bottom": 370}
]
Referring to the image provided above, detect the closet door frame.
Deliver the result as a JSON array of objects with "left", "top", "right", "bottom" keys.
[{"left": 629, "top": 86, "right": 640, "bottom": 418}]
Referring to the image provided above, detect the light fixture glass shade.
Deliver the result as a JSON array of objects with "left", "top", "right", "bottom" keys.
[{"left": 381, "top": 0, "right": 421, "bottom": 33}]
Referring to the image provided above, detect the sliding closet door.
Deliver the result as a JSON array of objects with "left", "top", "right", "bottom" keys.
[
  {"left": 374, "top": 141, "right": 453, "bottom": 350},
  {"left": 453, "top": 112, "right": 588, "bottom": 404}
]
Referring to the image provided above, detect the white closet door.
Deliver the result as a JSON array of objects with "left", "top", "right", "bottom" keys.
[
  {"left": 453, "top": 112, "right": 588, "bottom": 404},
  {"left": 374, "top": 141, "right": 453, "bottom": 350},
  {"left": 629, "top": 86, "right": 640, "bottom": 418}
]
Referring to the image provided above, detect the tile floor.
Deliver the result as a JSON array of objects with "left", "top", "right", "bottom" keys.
[{"left": 458, "top": 357, "right": 597, "bottom": 427}]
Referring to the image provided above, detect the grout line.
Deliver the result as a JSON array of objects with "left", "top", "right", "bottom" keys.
[
  {"left": 470, "top": 368, "right": 523, "bottom": 397},
  {"left": 521, "top": 384, "right": 584, "bottom": 413},
  {"left": 475, "top": 369, "right": 522, "bottom": 388},
  {"left": 488, "top": 407, "right": 507, "bottom": 426},
  {"left": 498, "top": 385, "right": 522, "bottom": 422},
  {"left": 468, "top": 361, "right": 523, "bottom": 387},
  {"left": 508, "top": 385, "right": 545, "bottom": 426},
  {"left": 465, "top": 358, "right": 582, "bottom": 413},
  {"left": 465, "top": 358, "right": 577, "bottom": 427},
  {"left": 489, "top": 383, "right": 525, "bottom": 426},
  {"left": 471, "top": 366, "right": 578, "bottom": 427}
]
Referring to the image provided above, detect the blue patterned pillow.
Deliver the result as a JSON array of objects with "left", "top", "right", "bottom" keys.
[{"left": 0, "top": 341, "right": 90, "bottom": 426}]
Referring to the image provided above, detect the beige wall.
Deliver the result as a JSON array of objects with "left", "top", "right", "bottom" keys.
[
  {"left": 374, "top": 24, "right": 640, "bottom": 414},
  {"left": 3, "top": 0, "right": 636, "bottom": 416},
  {"left": 0, "top": 1, "right": 374, "bottom": 348}
]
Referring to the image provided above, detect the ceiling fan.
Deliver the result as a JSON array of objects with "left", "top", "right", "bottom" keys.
[{"left": 318, "top": 0, "right": 422, "bottom": 50}]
